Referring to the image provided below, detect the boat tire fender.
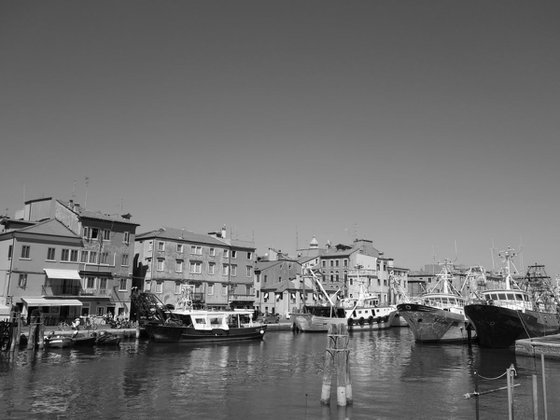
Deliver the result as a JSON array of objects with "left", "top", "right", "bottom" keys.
[
  {"left": 368, "top": 316, "right": 374, "bottom": 325},
  {"left": 359, "top": 317, "right": 364, "bottom": 326},
  {"left": 347, "top": 318, "right": 354, "bottom": 327}
]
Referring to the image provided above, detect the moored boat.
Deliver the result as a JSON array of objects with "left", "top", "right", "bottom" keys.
[
  {"left": 342, "top": 272, "right": 396, "bottom": 330},
  {"left": 465, "top": 248, "right": 560, "bottom": 348},
  {"left": 134, "top": 291, "right": 266, "bottom": 343},
  {"left": 44, "top": 333, "right": 73, "bottom": 348},
  {"left": 289, "top": 268, "right": 346, "bottom": 332},
  {"left": 397, "top": 260, "right": 475, "bottom": 343},
  {"left": 71, "top": 331, "right": 96, "bottom": 347},
  {"left": 290, "top": 305, "right": 347, "bottom": 332}
]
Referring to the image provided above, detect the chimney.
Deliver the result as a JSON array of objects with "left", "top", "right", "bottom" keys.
[{"left": 221, "top": 226, "right": 226, "bottom": 239}]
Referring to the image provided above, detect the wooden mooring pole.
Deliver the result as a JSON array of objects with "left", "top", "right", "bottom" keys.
[{"left": 321, "top": 323, "right": 352, "bottom": 407}]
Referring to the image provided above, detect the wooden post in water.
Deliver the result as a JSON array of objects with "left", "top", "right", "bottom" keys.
[
  {"left": 507, "top": 364, "right": 515, "bottom": 420},
  {"left": 37, "top": 313, "right": 45, "bottom": 349},
  {"left": 532, "top": 374, "right": 539, "bottom": 420},
  {"left": 321, "top": 323, "right": 352, "bottom": 407},
  {"left": 320, "top": 324, "right": 336, "bottom": 405},
  {"left": 335, "top": 323, "right": 348, "bottom": 406},
  {"left": 27, "top": 310, "right": 39, "bottom": 351},
  {"left": 541, "top": 354, "right": 548, "bottom": 420}
]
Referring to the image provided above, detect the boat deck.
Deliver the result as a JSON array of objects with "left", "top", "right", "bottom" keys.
[{"left": 516, "top": 334, "right": 560, "bottom": 359}]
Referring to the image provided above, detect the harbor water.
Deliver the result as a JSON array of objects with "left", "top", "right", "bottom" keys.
[{"left": 1, "top": 327, "right": 560, "bottom": 419}]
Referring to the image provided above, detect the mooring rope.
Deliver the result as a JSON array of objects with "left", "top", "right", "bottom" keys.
[{"left": 475, "top": 370, "right": 510, "bottom": 381}]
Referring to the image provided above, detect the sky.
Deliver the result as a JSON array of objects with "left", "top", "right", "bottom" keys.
[{"left": 1, "top": 1, "right": 560, "bottom": 276}]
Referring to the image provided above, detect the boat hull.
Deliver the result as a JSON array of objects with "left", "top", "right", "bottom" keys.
[
  {"left": 465, "top": 304, "right": 560, "bottom": 348},
  {"left": 397, "top": 303, "right": 475, "bottom": 343},
  {"left": 290, "top": 314, "right": 346, "bottom": 332},
  {"left": 347, "top": 310, "right": 397, "bottom": 331},
  {"left": 44, "top": 336, "right": 73, "bottom": 348},
  {"left": 144, "top": 323, "right": 267, "bottom": 343}
]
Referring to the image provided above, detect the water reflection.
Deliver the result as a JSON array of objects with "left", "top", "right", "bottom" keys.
[{"left": 1, "top": 331, "right": 560, "bottom": 419}]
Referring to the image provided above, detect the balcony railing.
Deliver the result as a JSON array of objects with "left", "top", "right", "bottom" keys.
[{"left": 42, "top": 285, "right": 112, "bottom": 298}]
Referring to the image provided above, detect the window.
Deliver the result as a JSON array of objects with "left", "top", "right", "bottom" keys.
[
  {"left": 47, "top": 248, "right": 56, "bottom": 261},
  {"left": 176, "top": 260, "right": 183, "bottom": 273},
  {"left": 322, "top": 260, "right": 326, "bottom": 267},
  {"left": 177, "top": 243, "right": 183, "bottom": 253},
  {"left": 231, "top": 250, "right": 237, "bottom": 259},
  {"left": 70, "top": 249, "right": 78, "bottom": 262},
  {"left": 157, "top": 241, "right": 165, "bottom": 251},
  {"left": 119, "top": 278, "right": 127, "bottom": 291},
  {"left": 99, "top": 278, "right": 108, "bottom": 290},
  {"left": 222, "top": 264, "right": 229, "bottom": 276},
  {"left": 121, "top": 254, "right": 129, "bottom": 266},
  {"left": 97, "top": 307, "right": 105, "bottom": 316},
  {"left": 103, "top": 229, "right": 111, "bottom": 240},
  {"left": 89, "top": 228, "right": 99, "bottom": 240},
  {"left": 89, "top": 251, "right": 97, "bottom": 264},
  {"left": 207, "top": 284, "right": 214, "bottom": 295},
  {"left": 157, "top": 259, "right": 164, "bottom": 271},
  {"left": 21, "top": 245, "right": 30, "bottom": 259},
  {"left": 18, "top": 273, "right": 27, "bottom": 288},
  {"left": 222, "top": 284, "right": 228, "bottom": 296},
  {"left": 174, "top": 282, "right": 181, "bottom": 294},
  {"left": 100, "top": 252, "right": 109, "bottom": 265},
  {"left": 223, "top": 249, "right": 229, "bottom": 258},
  {"left": 83, "top": 227, "right": 90, "bottom": 238},
  {"left": 190, "top": 261, "right": 202, "bottom": 274},
  {"left": 191, "top": 245, "right": 202, "bottom": 255},
  {"left": 208, "top": 262, "right": 216, "bottom": 274},
  {"left": 247, "top": 252, "right": 252, "bottom": 260},
  {"left": 61, "top": 249, "right": 70, "bottom": 261},
  {"left": 80, "top": 251, "right": 88, "bottom": 263},
  {"left": 147, "top": 241, "right": 153, "bottom": 251},
  {"left": 123, "top": 231, "right": 130, "bottom": 244},
  {"left": 246, "top": 266, "right": 252, "bottom": 277},
  {"left": 155, "top": 282, "right": 163, "bottom": 293},
  {"left": 344, "top": 259, "right": 348, "bottom": 267},
  {"left": 209, "top": 248, "right": 216, "bottom": 257},
  {"left": 8, "top": 245, "right": 13, "bottom": 260},
  {"left": 86, "top": 277, "right": 96, "bottom": 289},
  {"left": 231, "top": 264, "right": 237, "bottom": 276},
  {"left": 143, "top": 281, "right": 151, "bottom": 292},
  {"left": 330, "top": 260, "right": 334, "bottom": 267}
]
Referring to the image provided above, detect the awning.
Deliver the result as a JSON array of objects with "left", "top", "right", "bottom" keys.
[
  {"left": 44, "top": 269, "right": 82, "bottom": 280},
  {"left": 0, "top": 305, "right": 11, "bottom": 316},
  {"left": 22, "top": 298, "right": 83, "bottom": 307}
]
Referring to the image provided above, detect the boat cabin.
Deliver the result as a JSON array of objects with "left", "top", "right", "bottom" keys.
[
  {"left": 174, "top": 310, "right": 257, "bottom": 330},
  {"left": 481, "top": 290, "right": 532, "bottom": 311},
  {"left": 422, "top": 294, "right": 465, "bottom": 309},
  {"left": 303, "top": 305, "right": 346, "bottom": 318}
]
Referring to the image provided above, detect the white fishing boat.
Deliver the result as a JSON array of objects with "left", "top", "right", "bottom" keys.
[
  {"left": 342, "top": 270, "right": 396, "bottom": 330},
  {"left": 397, "top": 260, "right": 475, "bottom": 343},
  {"left": 290, "top": 268, "right": 346, "bottom": 332}
]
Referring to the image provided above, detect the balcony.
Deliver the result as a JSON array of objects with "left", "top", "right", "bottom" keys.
[
  {"left": 42, "top": 285, "right": 112, "bottom": 298},
  {"left": 79, "top": 288, "right": 112, "bottom": 297}
]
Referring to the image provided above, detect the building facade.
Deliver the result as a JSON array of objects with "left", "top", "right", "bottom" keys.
[
  {"left": 3, "top": 197, "right": 139, "bottom": 320},
  {"left": 134, "top": 227, "right": 256, "bottom": 310}
]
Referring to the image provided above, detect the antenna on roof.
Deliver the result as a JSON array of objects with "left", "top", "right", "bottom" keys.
[
  {"left": 84, "top": 177, "right": 89, "bottom": 209},
  {"left": 72, "top": 179, "right": 77, "bottom": 201}
]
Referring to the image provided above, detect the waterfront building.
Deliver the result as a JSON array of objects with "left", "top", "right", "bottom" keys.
[
  {"left": 254, "top": 257, "right": 302, "bottom": 318},
  {"left": 0, "top": 197, "right": 139, "bottom": 321},
  {"left": 134, "top": 226, "right": 256, "bottom": 310}
]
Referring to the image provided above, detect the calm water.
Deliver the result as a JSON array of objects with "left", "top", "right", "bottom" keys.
[{"left": 1, "top": 327, "right": 559, "bottom": 419}]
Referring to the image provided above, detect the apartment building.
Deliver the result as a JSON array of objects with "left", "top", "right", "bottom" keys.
[
  {"left": 5, "top": 197, "right": 139, "bottom": 319},
  {"left": 134, "top": 226, "right": 256, "bottom": 310}
]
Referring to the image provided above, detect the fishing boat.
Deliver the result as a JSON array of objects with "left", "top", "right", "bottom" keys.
[
  {"left": 94, "top": 331, "right": 121, "bottom": 346},
  {"left": 465, "top": 247, "right": 560, "bottom": 348},
  {"left": 397, "top": 260, "right": 475, "bottom": 343},
  {"left": 44, "top": 332, "right": 73, "bottom": 348},
  {"left": 134, "top": 291, "right": 266, "bottom": 343},
  {"left": 342, "top": 269, "right": 396, "bottom": 330},
  {"left": 71, "top": 331, "right": 96, "bottom": 347},
  {"left": 290, "top": 268, "right": 346, "bottom": 332}
]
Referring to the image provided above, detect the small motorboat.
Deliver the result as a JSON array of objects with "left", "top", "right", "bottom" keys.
[
  {"left": 94, "top": 331, "right": 120, "bottom": 346},
  {"left": 71, "top": 332, "right": 96, "bottom": 347},
  {"left": 44, "top": 333, "right": 73, "bottom": 349}
]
